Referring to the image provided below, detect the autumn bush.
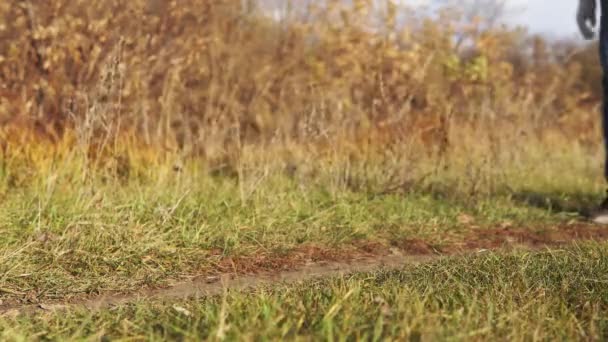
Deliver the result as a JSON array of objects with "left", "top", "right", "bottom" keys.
[{"left": 0, "top": 0, "right": 603, "bottom": 185}]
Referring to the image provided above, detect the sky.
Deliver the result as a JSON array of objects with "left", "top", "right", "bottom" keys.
[
  {"left": 262, "top": 0, "right": 583, "bottom": 38},
  {"left": 506, "top": 0, "right": 579, "bottom": 37},
  {"left": 401, "top": 0, "right": 580, "bottom": 38}
]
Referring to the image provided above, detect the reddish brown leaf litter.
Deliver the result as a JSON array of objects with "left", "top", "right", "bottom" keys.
[
  {"left": 394, "top": 223, "right": 608, "bottom": 254},
  {"left": 462, "top": 223, "right": 608, "bottom": 251},
  {"left": 1, "top": 222, "right": 608, "bottom": 316}
]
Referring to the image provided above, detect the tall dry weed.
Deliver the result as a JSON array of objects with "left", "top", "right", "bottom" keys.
[{"left": 0, "top": 0, "right": 602, "bottom": 191}]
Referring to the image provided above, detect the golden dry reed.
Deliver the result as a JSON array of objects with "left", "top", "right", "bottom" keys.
[{"left": 0, "top": 0, "right": 602, "bottom": 181}]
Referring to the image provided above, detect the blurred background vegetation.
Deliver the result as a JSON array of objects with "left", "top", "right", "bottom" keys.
[{"left": 0, "top": 0, "right": 603, "bottom": 190}]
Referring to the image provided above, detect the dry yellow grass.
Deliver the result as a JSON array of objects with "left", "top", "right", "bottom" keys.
[{"left": 0, "top": 0, "right": 603, "bottom": 189}]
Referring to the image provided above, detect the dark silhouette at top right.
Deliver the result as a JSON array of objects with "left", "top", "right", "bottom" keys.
[{"left": 577, "top": 0, "right": 608, "bottom": 223}]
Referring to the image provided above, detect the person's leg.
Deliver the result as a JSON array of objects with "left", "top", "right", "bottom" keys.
[
  {"left": 601, "top": 1, "right": 608, "bottom": 182},
  {"left": 590, "top": 1, "right": 608, "bottom": 222}
]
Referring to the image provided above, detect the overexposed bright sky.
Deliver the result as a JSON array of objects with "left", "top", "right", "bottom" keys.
[
  {"left": 264, "top": 0, "right": 583, "bottom": 38},
  {"left": 507, "top": 0, "right": 578, "bottom": 36},
  {"left": 402, "top": 0, "right": 580, "bottom": 37}
]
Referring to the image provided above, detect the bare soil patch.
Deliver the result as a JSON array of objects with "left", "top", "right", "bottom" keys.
[
  {"left": 1, "top": 222, "right": 607, "bottom": 316},
  {"left": 462, "top": 223, "right": 608, "bottom": 250},
  {"left": 1, "top": 254, "right": 436, "bottom": 317}
]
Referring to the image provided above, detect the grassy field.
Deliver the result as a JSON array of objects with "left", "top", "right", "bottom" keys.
[
  {"left": 2, "top": 243, "right": 608, "bottom": 341},
  {"left": 2, "top": 0, "right": 608, "bottom": 340},
  {"left": 0, "top": 145, "right": 604, "bottom": 305},
  {"left": 0, "top": 144, "right": 607, "bottom": 341}
]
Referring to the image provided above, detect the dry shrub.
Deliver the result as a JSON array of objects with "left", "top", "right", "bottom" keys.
[{"left": 0, "top": 0, "right": 602, "bottom": 180}]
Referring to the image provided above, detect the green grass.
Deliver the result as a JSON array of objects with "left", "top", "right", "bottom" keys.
[
  {"left": 0, "top": 145, "right": 605, "bottom": 302},
  {"left": 0, "top": 142, "right": 606, "bottom": 342},
  {"left": 2, "top": 243, "right": 608, "bottom": 341}
]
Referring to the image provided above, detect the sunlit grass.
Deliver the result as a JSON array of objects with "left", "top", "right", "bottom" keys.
[
  {"left": 0, "top": 137, "right": 603, "bottom": 304},
  {"left": 3, "top": 243, "right": 608, "bottom": 341}
]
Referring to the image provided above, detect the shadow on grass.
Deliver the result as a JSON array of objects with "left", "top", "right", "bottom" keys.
[
  {"left": 374, "top": 181, "right": 601, "bottom": 220},
  {"left": 510, "top": 190, "right": 600, "bottom": 218}
]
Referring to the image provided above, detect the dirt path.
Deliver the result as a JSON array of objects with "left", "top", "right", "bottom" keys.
[
  {"left": 1, "top": 254, "right": 438, "bottom": 316},
  {"left": 2, "top": 222, "right": 608, "bottom": 316}
]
